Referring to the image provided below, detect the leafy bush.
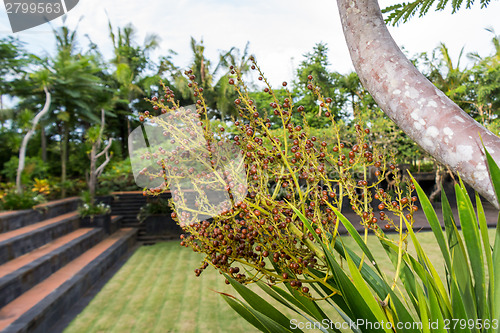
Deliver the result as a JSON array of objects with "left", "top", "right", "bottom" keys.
[
  {"left": 31, "top": 178, "right": 51, "bottom": 195},
  {"left": 137, "top": 198, "right": 171, "bottom": 223},
  {"left": 98, "top": 158, "right": 136, "bottom": 193},
  {"left": 1, "top": 156, "right": 48, "bottom": 183},
  {"left": 0, "top": 187, "right": 46, "bottom": 211},
  {"left": 77, "top": 191, "right": 111, "bottom": 218}
]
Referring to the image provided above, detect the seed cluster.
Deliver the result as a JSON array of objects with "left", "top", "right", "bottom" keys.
[{"left": 138, "top": 60, "right": 418, "bottom": 298}]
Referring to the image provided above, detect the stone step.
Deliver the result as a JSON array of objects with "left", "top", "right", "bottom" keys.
[
  {"left": 113, "top": 219, "right": 139, "bottom": 223},
  {"left": 120, "top": 219, "right": 141, "bottom": 224},
  {"left": 119, "top": 215, "right": 140, "bottom": 220},
  {"left": 120, "top": 214, "right": 139, "bottom": 218},
  {"left": 121, "top": 225, "right": 143, "bottom": 231},
  {"left": 0, "top": 228, "right": 105, "bottom": 309},
  {"left": 111, "top": 201, "right": 147, "bottom": 205},
  {"left": 0, "top": 212, "right": 79, "bottom": 265},
  {"left": 120, "top": 220, "right": 142, "bottom": 225},
  {"left": 111, "top": 208, "right": 143, "bottom": 213},
  {"left": 0, "top": 197, "right": 80, "bottom": 234},
  {"left": 111, "top": 209, "right": 143, "bottom": 213},
  {"left": 113, "top": 207, "right": 145, "bottom": 209},
  {"left": 111, "top": 200, "right": 147, "bottom": 205},
  {"left": 112, "top": 198, "right": 144, "bottom": 201},
  {"left": 120, "top": 215, "right": 139, "bottom": 219},
  {"left": 0, "top": 228, "right": 138, "bottom": 333},
  {"left": 119, "top": 220, "right": 140, "bottom": 225}
]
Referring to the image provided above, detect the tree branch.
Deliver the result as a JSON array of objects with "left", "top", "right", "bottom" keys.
[
  {"left": 96, "top": 138, "right": 113, "bottom": 177},
  {"left": 97, "top": 108, "right": 105, "bottom": 147},
  {"left": 96, "top": 137, "right": 112, "bottom": 159},
  {"left": 336, "top": 0, "right": 500, "bottom": 208},
  {"left": 16, "top": 86, "right": 51, "bottom": 194}
]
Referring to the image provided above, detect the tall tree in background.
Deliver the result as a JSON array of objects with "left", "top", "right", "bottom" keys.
[
  {"left": 468, "top": 28, "right": 500, "bottom": 130},
  {"left": 0, "top": 37, "right": 29, "bottom": 112},
  {"left": 0, "top": 37, "right": 32, "bottom": 174},
  {"left": 16, "top": 85, "right": 50, "bottom": 194},
  {"left": 425, "top": 43, "right": 471, "bottom": 113},
  {"left": 294, "top": 43, "right": 344, "bottom": 126},
  {"left": 213, "top": 42, "right": 253, "bottom": 120},
  {"left": 336, "top": 71, "right": 379, "bottom": 118},
  {"left": 108, "top": 22, "right": 160, "bottom": 156},
  {"left": 46, "top": 26, "right": 104, "bottom": 197},
  {"left": 189, "top": 37, "right": 213, "bottom": 94}
]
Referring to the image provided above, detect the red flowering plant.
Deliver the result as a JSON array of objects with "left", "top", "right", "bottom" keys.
[{"left": 131, "top": 59, "right": 499, "bottom": 332}]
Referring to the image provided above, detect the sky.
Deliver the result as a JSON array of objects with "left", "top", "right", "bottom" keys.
[{"left": 0, "top": 0, "right": 499, "bottom": 86}]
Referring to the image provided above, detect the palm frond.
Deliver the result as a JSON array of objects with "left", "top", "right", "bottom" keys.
[{"left": 383, "top": 0, "right": 491, "bottom": 26}]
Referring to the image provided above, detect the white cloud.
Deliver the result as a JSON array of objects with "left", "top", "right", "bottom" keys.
[{"left": 0, "top": 0, "right": 499, "bottom": 86}]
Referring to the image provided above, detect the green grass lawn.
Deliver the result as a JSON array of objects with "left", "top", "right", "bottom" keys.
[{"left": 64, "top": 228, "right": 497, "bottom": 333}]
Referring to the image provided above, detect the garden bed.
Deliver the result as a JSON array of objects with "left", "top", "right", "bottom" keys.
[{"left": 0, "top": 197, "right": 80, "bottom": 233}]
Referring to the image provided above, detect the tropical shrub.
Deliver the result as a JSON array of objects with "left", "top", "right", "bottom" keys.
[
  {"left": 77, "top": 191, "right": 111, "bottom": 218},
  {"left": 98, "top": 158, "right": 137, "bottom": 193},
  {"left": 1, "top": 156, "right": 48, "bottom": 184},
  {"left": 0, "top": 183, "right": 46, "bottom": 211},
  {"left": 137, "top": 197, "right": 171, "bottom": 223}
]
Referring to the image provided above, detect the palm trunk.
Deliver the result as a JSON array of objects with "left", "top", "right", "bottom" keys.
[
  {"left": 89, "top": 145, "right": 97, "bottom": 202},
  {"left": 89, "top": 110, "right": 113, "bottom": 202},
  {"left": 336, "top": 0, "right": 500, "bottom": 208},
  {"left": 429, "top": 164, "right": 443, "bottom": 202},
  {"left": 41, "top": 125, "right": 47, "bottom": 163},
  {"left": 61, "top": 122, "right": 69, "bottom": 198},
  {"left": 16, "top": 87, "right": 51, "bottom": 194},
  {"left": 201, "top": 58, "right": 206, "bottom": 85},
  {"left": 121, "top": 116, "right": 128, "bottom": 158}
]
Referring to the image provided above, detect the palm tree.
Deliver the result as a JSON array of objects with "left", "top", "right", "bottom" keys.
[
  {"left": 107, "top": 21, "right": 160, "bottom": 156},
  {"left": 45, "top": 26, "right": 105, "bottom": 197},
  {"left": 429, "top": 43, "right": 469, "bottom": 103},
  {"left": 293, "top": 43, "right": 348, "bottom": 124},
  {"left": 0, "top": 37, "right": 30, "bottom": 111},
  {"left": 212, "top": 42, "right": 253, "bottom": 120},
  {"left": 189, "top": 37, "right": 213, "bottom": 92},
  {"left": 468, "top": 28, "right": 500, "bottom": 126}
]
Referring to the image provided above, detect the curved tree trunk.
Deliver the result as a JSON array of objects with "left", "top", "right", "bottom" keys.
[
  {"left": 336, "top": 0, "right": 500, "bottom": 208},
  {"left": 61, "top": 123, "right": 69, "bottom": 198},
  {"left": 88, "top": 109, "right": 113, "bottom": 203},
  {"left": 16, "top": 87, "right": 51, "bottom": 194}
]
